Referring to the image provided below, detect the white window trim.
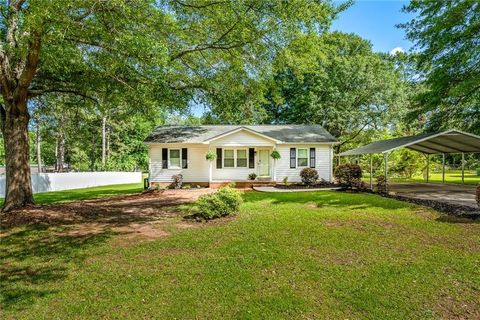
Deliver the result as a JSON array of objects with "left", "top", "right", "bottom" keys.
[
  {"left": 297, "top": 148, "right": 308, "bottom": 168},
  {"left": 168, "top": 148, "right": 181, "bottom": 169},
  {"left": 236, "top": 148, "right": 248, "bottom": 168},
  {"left": 223, "top": 148, "right": 248, "bottom": 168},
  {"left": 223, "top": 149, "right": 235, "bottom": 168}
]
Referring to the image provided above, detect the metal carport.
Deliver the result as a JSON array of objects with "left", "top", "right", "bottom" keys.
[{"left": 337, "top": 129, "right": 480, "bottom": 190}]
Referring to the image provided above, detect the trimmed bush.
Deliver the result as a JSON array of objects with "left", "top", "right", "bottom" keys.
[
  {"left": 300, "top": 168, "right": 319, "bottom": 186},
  {"left": 283, "top": 176, "right": 289, "bottom": 186},
  {"left": 196, "top": 187, "right": 243, "bottom": 220},
  {"left": 376, "top": 175, "right": 388, "bottom": 194},
  {"left": 248, "top": 173, "right": 257, "bottom": 180},
  {"left": 170, "top": 174, "right": 183, "bottom": 189},
  {"left": 476, "top": 184, "right": 480, "bottom": 207},
  {"left": 334, "top": 164, "right": 362, "bottom": 189}
]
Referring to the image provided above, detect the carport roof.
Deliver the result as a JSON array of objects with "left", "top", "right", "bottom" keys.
[{"left": 338, "top": 130, "right": 480, "bottom": 156}]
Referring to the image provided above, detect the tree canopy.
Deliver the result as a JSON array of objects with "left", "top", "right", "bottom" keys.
[
  {"left": 400, "top": 0, "right": 480, "bottom": 134},
  {"left": 262, "top": 32, "right": 407, "bottom": 148}
]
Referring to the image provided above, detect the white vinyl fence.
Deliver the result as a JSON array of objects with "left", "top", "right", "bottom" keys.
[{"left": 0, "top": 172, "right": 142, "bottom": 197}]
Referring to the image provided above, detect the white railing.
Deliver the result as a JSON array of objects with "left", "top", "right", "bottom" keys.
[{"left": 0, "top": 172, "right": 142, "bottom": 197}]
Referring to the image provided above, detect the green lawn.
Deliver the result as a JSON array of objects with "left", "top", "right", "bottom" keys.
[
  {"left": 1, "top": 191, "right": 479, "bottom": 319},
  {"left": 364, "top": 170, "right": 480, "bottom": 185},
  {"left": 0, "top": 182, "right": 144, "bottom": 206}
]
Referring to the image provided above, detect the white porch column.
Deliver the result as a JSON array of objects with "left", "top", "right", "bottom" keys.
[
  {"left": 461, "top": 152, "right": 465, "bottom": 184},
  {"left": 209, "top": 161, "right": 213, "bottom": 183},
  {"left": 426, "top": 154, "right": 429, "bottom": 182}
]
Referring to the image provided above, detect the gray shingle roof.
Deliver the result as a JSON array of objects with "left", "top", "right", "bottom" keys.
[
  {"left": 338, "top": 130, "right": 480, "bottom": 155},
  {"left": 144, "top": 125, "right": 337, "bottom": 144}
]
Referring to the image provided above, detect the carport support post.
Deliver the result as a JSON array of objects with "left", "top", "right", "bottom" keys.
[
  {"left": 369, "top": 154, "right": 373, "bottom": 190},
  {"left": 461, "top": 152, "right": 465, "bottom": 184},
  {"left": 426, "top": 154, "right": 429, "bottom": 182},
  {"left": 384, "top": 152, "right": 389, "bottom": 192},
  {"left": 442, "top": 153, "right": 446, "bottom": 183}
]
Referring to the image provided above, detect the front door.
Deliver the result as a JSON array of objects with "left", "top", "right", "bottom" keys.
[{"left": 258, "top": 150, "right": 270, "bottom": 176}]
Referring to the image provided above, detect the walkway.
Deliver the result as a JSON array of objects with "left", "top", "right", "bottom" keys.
[
  {"left": 253, "top": 186, "right": 340, "bottom": 193},
  {"left": 389, "top": 183, "right": 477, "bottom": 209}
]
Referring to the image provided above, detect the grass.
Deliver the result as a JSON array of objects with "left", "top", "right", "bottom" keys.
[
  {"left": 0, "top": 182, "right": 144, "bottom": 206},
  {"left": 364, "top": 170, "right": 480, "bottom": 185},
  {"left": 1, "top": 191, "right": 479, "bottom": 319}
]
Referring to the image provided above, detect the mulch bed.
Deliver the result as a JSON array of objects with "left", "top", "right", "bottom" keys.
[{"left": 386, "top": 193, "right": 480, "bottom": 219}]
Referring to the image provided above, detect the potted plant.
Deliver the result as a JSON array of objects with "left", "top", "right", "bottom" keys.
[
  {"left": 205, "top": 150, "right": 216, "bottom": 161},
  {"left": 205, "top": 150, "right": 217, "bottom": 183},
  {"left": 270, "top": 150, "right": 281, "bottom": 160},
  {"left": 248, "top": 173, "right": 257, "bottom": 181},
  {"left": 270, "top": 150, "right": 281, "bottom": 181}
]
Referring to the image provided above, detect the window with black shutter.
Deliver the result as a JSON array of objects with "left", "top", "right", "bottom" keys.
[
  {"left": 310, "top": 148, "right": 316, "bottom": 168},
  {"left": 182, "top": 148, "right": 188, "bottom": 169},
  {"left": 216, "top": 148, "right": 222, "bottom": 168},
  {"left": 248, "top": 148, "right": 255, "bottom": 168},
  {"left": 162, "top": 148, "right": 168, "bottom": 169},
  {"left": 290, "top": 148, "right": 296, "bottom": 168}
]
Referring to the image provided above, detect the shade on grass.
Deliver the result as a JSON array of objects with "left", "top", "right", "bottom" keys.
[
  {"left": 1, "top": 191, "right": 479, "bottom": 319},
  {"left": 0, "top": 183, "right": 144, "bottom": 206}
]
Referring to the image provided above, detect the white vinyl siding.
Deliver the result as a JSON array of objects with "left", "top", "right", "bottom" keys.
[
  {"left": 275, "top": 145, "right": 332, "bottom": 182},
  {"left": 210, "top": 130, "right": 275, "bottom": 147},
  {"left": 149, "top": 144, "right": 209, "bottom": 182}
]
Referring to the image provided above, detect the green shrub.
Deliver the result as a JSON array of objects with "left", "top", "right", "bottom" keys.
[
  {"left": 376, "top": 175, "right": 388, "bottom": 194},
  {"left": 170, "top": 174, "right": 183, "bottom": 189},
  {"left": 196, "top": 187, "right": 243, "bottom": 220},
  {"left": 283, "top": 176, "right": 289, "bottom": 186},
  {"left": 300, "top": 168, "right": 319, "bottom": 186},
  {"left": 248, "top": 173, "right": 257, "bottom": 180},
  {"left": 476, "top": 184, "right": 480, "bottom": 207},
  {"left": 334, "top": 164, "right": 362, "bottom": 189}
]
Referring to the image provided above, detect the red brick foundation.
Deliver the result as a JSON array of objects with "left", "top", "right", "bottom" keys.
[{"left": 150, "top": 181, "right": 275, "bottom": 189}]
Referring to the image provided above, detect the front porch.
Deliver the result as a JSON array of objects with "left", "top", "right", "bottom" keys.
[{"left": 209, "top": 146, "right": 277, "bottom": 182}]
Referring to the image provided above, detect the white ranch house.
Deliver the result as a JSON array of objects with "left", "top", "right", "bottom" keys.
[{"left": 145, "top": 125, "right": 338, "bottom": 187}]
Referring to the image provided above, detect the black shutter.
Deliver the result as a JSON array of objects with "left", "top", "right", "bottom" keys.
[
  {"left": 310, "top": 148, "right": 316, "bottom": 168},
  {"left": 162, "top": 148, "right": 168, "bottom": 169},
  {"left": 248, "top": 148, "right": 255, "bottom": 168},
  {"left": 182, "top": 148, "right": 188, "bottom": 169},
  {"left": 216, "top": 148, "right": 222, "bottom": 169},
  {"left": 290, "top": 148, "right": 296, "bottom": 168}
]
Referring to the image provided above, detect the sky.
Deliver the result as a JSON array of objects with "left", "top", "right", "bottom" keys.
[{"left": 331, "top": 0, "right": 416, "bottom": 53}]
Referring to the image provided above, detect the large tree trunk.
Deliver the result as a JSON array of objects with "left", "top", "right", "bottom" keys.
[
  {"left": 1, "top": 104, "right": 34, "bottom": 212},
  {"left": 57, "top": 131, "right": 65, "bottom": 172},
  {"left": 101, "top": 116, "right": 107, "bottom": 170}
]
